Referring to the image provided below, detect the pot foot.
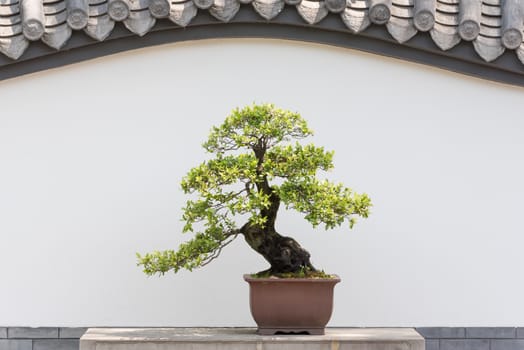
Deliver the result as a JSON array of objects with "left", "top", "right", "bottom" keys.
[{"left": 257, "top": 328, "right": 325, "bottom": 335}]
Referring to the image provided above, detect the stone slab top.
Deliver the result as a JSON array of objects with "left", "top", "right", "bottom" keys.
[{"left": 81, "top": 328, "right": 423, "bottom": 343}]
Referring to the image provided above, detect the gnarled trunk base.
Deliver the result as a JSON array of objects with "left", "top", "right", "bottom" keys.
[{"left": 242, "top": 224, "right": 315, "bottom": 274}]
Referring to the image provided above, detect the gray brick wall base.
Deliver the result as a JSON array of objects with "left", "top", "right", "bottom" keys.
[
  {"left": 0, "top": 328, "right": 86, "bottom": 350},
  {"left": 58, "top": 329, "right": 88, "bottom": 339},
  {"left": 517, "top": 329, "right": 524, "bottom": 339},
  {"left": 0, "top": 340, "right": 32, "bottom": 350},
  {"left": 2, "top": 327, "right": 524, "bottom": 350},
  {"left": 33, "top": 340, "right": 79, "bottom": 350},
  {"left": 416, "top": 328, "right": 524, "bottom": 350},
  {"left": 7, "top": 329, "right": 58, "bottom": 339}
]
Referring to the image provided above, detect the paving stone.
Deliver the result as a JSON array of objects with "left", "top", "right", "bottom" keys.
[
  {"left": 426, "top": 339, "right": 440, "bottom": 350},
  {"left": 59, "top": 328, "right": 88, "bottom": 339},
  {"left": 440, "top": 339, "right": 490, "bottom": 350},
  {"left": 34, "top": 339, "right": 79, "bottom": 350},
  {"left": 466, "top": 328, "right": 516, "bottom": 339},
  {"left": 8, "top": 328, "right": 58, "bottom": 339},
  {"left": 491, "top": 340, "right": 524, "bottom": 350},
  {"left": 417, "top": 328, "right": 466, "bottom": 339},
  {"left": 517, "top": 329, "right": 524, "bottom": 339},
  {"left": 0, "top": 329, "right": 6, "bottom": 339},
  {"left": 0, "top": 340, "right": 32, "bottom": 350}
]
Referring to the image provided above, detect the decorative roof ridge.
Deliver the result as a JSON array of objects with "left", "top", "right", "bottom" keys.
[
  {"left": 0, "top": 1, "right": 523, "bottom": 85},
  {"left": 0, "top": 0, "right": 523, "bottom": 63}
]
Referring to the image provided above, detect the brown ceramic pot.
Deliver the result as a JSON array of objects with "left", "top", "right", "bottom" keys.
[{"left": 243, "top": 274, "right": 341, "bottom": 335}]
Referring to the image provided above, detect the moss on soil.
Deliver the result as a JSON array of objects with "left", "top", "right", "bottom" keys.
[{"left": 250, "top": 268, "right": 334, "bottom": 279}]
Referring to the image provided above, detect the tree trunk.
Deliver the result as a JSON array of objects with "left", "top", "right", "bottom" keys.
[
  {"left": 239, "top": 190, "right": 315, "bottom": 274},
  {"left": 244, "top": 142, "right": 315, "bottom": 274},
  {"left": 241, "top": 224, "right": 316, "bottom": 274}
]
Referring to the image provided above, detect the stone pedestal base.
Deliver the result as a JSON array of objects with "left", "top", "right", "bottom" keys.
[{"left": 80, "top": 328, "right": 424, "bottom": 350}]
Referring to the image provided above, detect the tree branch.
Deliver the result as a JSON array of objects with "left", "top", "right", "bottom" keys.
[{"left": 199, "top": 233, "right": 239, "bottom": 267}]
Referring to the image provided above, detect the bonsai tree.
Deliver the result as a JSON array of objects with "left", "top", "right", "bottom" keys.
[{"left": 137, "top": 104, "right": 371, "bottom": 276}]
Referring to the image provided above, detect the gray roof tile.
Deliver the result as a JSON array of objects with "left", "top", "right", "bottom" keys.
[{"left": 0, "top": 0, "right": 520, "bottom": 63}]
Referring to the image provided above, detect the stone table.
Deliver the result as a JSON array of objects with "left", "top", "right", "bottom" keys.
[{"left": 80, "top": 328, "right": 424, "bottom": 350}]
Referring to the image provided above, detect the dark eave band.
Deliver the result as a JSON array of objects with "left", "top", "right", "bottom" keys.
[{"left": 1, "top": 6, "right": 523, "bottom": 86}]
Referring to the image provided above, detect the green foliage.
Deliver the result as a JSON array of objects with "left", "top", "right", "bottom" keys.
[
  {"left": 203, "top": 104, "right": 313, "bottom": 154},
  {"left": 137, "top": 103, "right": 371, "bottom": 276},
  {"left": 279, "top": 179, "right": 371, "bottom": 229}
]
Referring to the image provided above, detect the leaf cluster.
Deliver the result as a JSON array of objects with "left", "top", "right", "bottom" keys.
[{"left": 203, "top": 104, "right": 313, "bottom": 154}]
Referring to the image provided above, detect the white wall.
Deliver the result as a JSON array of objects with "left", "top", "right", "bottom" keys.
[{"left": 1, "top": 38, "right": 523, "bottom": 327}]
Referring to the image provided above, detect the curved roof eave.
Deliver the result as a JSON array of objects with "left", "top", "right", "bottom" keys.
[{"left": 0, "top": 1, "right": 523, "bottom": 86}]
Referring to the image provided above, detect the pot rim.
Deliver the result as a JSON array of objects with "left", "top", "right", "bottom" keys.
[{"left": 243, "top": 274, "right": 341, "bottom": 283}]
